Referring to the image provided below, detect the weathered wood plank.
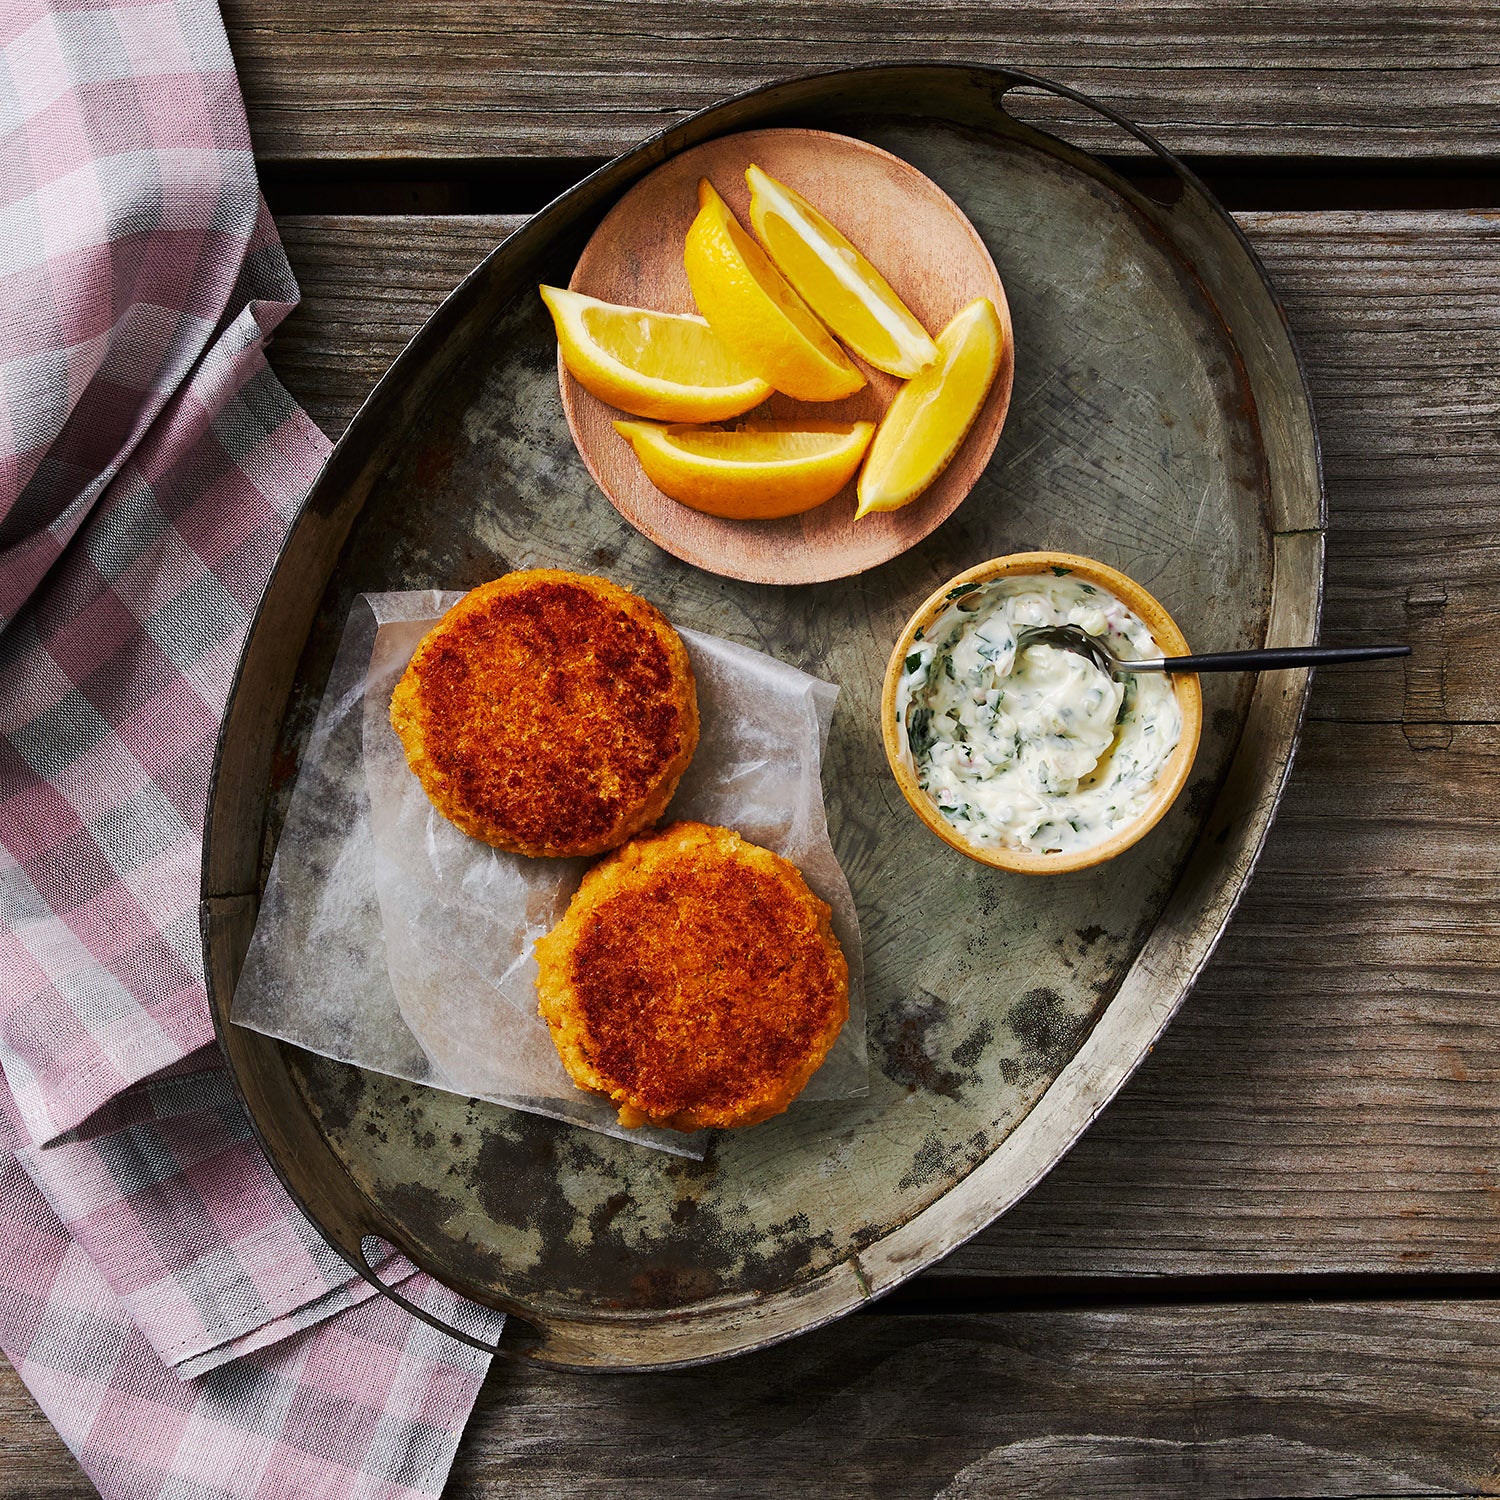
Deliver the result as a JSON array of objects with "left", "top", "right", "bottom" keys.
[
  {"left": 1245, "top": 213, "right": 1500, "bottom": 728},
  {"left": 225, "top": 1, "right": 1500, "bottom": 163},
  {"left": 952, "top": 720, "right": 1500, "bottom": 1277},
  {"left": 447, "top": 1300, "right": 1500, "bottom": 1497},
  {"left": 9, "top": 1298, "right": 1500, "bottom": 1497},
  {"left": 271, "top": 216, "right": 524, "bottom": 447},
  {"left": 0, "top": 1360, "right": 82, "bottom": 1496}
]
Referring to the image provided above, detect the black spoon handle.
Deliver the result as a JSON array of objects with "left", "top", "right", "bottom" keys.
[{"left": 1139, "top": 644, "right": 1412, "bottom": 673}]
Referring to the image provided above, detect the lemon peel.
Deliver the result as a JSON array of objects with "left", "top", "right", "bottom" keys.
[{"left": 746, "top": 164, "right": 938, "bottom": 378}]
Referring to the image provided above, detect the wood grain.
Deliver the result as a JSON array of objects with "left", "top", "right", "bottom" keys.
[
  {"left": 224, "top": 1, "right": 1500, "bottom": 163},
  {"left": 952, "top": 720, "right": 1500, "bottom": 1277},
  {"left": 441, "top": 1301, "right": 1500, "bottom": 1496},
  {"left": 0, "top": 1363, "right": 82, "bottom": 1497},
  {"left": 11, "top": 1298, "right": 1500, "bottom": 1497},
  {"left": 271, "top": 216, "right": 525, "bottom": 437},
  {"left": 1247, "top": 213, "right": 1500, "bottom": 729}
]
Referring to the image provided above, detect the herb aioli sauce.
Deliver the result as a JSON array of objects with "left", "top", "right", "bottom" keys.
[{"left": 896, "top": 574, "right": 1183, "bottom": 856}]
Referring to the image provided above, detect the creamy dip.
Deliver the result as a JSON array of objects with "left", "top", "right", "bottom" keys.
[{"left": 896, "top": 572, "right": 1183, "bottom": 856}]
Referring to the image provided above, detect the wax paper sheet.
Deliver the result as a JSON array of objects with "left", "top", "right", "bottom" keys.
[{"left": 232, "top": 591, "right": 867, "bottom": 1158}]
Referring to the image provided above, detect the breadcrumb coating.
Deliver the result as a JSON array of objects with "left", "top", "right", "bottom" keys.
[
  {"left": 536, "top": 822, "right": 849, "bottom": 1131},
  {"left": 390, "top": 570, "right": 698, "bottom": 857}
]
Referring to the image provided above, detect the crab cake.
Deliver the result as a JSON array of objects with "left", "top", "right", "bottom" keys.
[
  {"left": 535, "top": 821, "right": 849, "bottom": 1131},
  {"left": 390, "top": 570, "right": 698, "bottom": 857}
]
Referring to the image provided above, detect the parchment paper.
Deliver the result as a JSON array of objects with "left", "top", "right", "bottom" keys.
[{"left": 232, "top": 591, "right": 867, "bottom": 1159}]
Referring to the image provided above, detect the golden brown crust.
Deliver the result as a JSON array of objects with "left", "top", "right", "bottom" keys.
[
  {"left": 535, "top": 821, "right": 849, "bottom": 1131},
  {"left": 390, "top": 570, "right": 699, "bottom": 858}
]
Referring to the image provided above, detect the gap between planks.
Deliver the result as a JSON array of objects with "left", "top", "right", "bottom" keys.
[
  {"left": 258, "top": 154, "right": 1500, "bottom": 216},
  {"left": 874, "top": 1269, "right": 1500, "bottom": 1315}
]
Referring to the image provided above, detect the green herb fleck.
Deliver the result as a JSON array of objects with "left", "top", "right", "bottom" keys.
[
  {"left": 1050, "top": 565, "right": 1071, "bottom": 577},
  {"left": 906, "top": 706, "right": 936, "bottom": 758},
  {"left": 947, "top": 581, "right": 983, "bottom": 600},
  {"left": 905, "top": 652, "right": 922, "bottom": 674}
]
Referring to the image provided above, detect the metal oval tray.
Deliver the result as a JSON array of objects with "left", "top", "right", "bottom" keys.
[{"left": 201, "top": 64, "right": 1323, "bottom": 1371}]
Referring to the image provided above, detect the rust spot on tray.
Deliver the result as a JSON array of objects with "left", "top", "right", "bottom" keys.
[
  {"left": 897, "top": 1128, "right": 992, "bottom": 1193},
  {"left": 464, "top": 1112, "right": 842, "bottom": 1311},
  {"left": 1007, "top": 987, "right": 1082, "bottom": 1066},
  {"left": 412, "top": 437, "right": 456, "bottom": 494},
  {"left": 873, "top": 989, "right": 988, "bottom": 1100}
]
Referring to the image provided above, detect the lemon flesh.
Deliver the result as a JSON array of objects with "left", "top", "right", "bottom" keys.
[
  {"left": 746, "top": 165, "right": 939, "bottom": 379},
  {"left": 540, "top": 284, "right": 773, "bottom": 421},
  {"left": 683, "top": 181, "right": 865, "bottom": 404},
  {"left": 615, "top": 418, "right": 874, "bottom": 520}
]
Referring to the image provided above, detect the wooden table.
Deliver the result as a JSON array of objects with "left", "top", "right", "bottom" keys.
[{"left": 6, "top": 5, "right": 1500, "bottom": 1494}]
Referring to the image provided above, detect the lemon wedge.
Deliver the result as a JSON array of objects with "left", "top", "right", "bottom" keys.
[
  {"left": 683, "top": 180, "right": 865, "bottom": 404},
  {"left": 856, "top": 298, "right": 1003, "bottom": 518},
  {"left": 615, "top": 419, "right": 874, "bottom": 520},
  {"left": 539, "top": 285, "right": 773, "bottom": 422},
  {"left": 746, "top": 165, "right": 939, "bottom": 379}
]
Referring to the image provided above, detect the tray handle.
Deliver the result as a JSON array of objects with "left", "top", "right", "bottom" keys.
[
  {"left": 352, "top": 1233, "right": 523, "bottom": 1355},
  {"left": 994, "top": 68, "right": 1195, "bottom": 209}
]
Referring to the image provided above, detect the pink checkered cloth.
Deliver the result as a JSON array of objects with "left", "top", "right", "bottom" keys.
[{"left": 0, "top": 1, "right": 503, "bottom": 1494}]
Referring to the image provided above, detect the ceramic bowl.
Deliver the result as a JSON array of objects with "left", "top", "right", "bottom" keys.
[{"left": 881, "top": 551, "right": 1204, "bottom": 875}]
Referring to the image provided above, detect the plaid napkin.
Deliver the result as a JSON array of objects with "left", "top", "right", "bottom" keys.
[
  {"left": 0, "top": 1, "right": 503, "bottom": 1494},
  {"left": 1, "top": 1081, "right": 498, "bottom": 1496}
]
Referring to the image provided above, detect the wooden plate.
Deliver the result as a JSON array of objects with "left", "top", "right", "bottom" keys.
[{"left": 561, "top": 127, "right": 1015, "bottom": 586}]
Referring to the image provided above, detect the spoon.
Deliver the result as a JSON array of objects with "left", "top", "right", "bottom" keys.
[{"left": 1014, "top": 624, "right": 1411, "bottom": 679}]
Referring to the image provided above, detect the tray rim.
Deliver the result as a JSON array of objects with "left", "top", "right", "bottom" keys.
[{"left": 200, "top": 61, "right": 1325, "bottom": 1369}]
